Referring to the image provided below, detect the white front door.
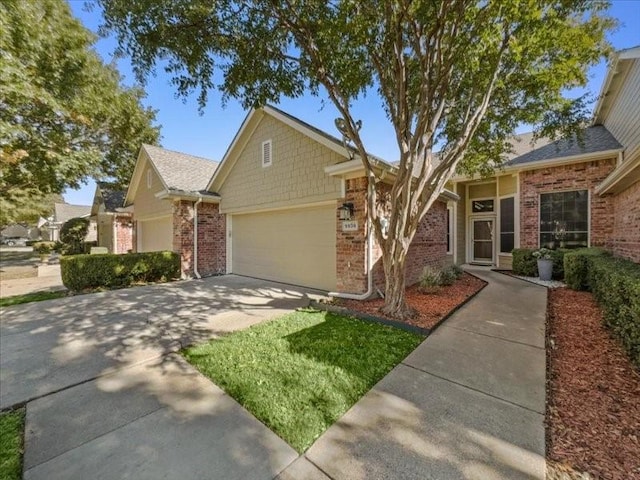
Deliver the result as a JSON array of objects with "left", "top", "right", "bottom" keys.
[{"left": 471, "top": 218, "right": 494, "bottom": 264}]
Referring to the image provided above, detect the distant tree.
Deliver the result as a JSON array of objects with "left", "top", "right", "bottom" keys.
[
  {"left": 60, "top": 217, "right": 90, "bottom": 255},
  {"left": 0, "top": 0, "right": 160, "bottom": 220},
  {"left": 0, "top": 191, "right": 62, "bottom": 227},
  {"left": 100, "top": 0, "right": 613, "bottom": 318}
]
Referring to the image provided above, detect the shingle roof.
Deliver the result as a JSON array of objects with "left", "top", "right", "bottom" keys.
[
  {"left": 54, "top": 203, "right": 91, "bottom": 223},
  {"left": 142, "top": 144, "right": 219, "bottom": 192},
  {"left": 507, "top": 126, "right": 621, "bottom": 166},
  {"left": 96, "top": 181, "right": 127, "bottom": 212}
]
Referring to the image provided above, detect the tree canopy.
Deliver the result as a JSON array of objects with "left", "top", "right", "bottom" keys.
[
  {"left": 0, "top": 0, "right": 160, "bottom": 225},
  {"left": 98, "top": 0, "right": 613, "bottom": 317}
]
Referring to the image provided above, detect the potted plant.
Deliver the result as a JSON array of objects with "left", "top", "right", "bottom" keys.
[
  {"left": 532, "top": 247, "right": 553, "bottom": 281},
  {"left": 33, "top": 242, "right": 52, "bottom": 264}
]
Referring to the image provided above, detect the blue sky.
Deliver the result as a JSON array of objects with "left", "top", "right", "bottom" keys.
[{"left": 64, "top": 0, "right": 640, "bottom": 205}]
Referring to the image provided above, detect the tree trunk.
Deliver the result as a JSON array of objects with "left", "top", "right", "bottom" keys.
[{"left": 380, "top": 248, "right": 416, "bottom": 320}]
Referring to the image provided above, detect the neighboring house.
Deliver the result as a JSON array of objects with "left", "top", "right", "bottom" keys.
[
  {"left": 90, "top": 182, "right": 133, "bottom": 254},
  {"left": 124, "top": 144, "right": 222, "bottom": 275},
  {"left": 451, "top": 45, "right": 640, "bottom": 267},
  {"left": 48, "top": 203, "right": 97, "bottom": 243},
  {"left": 1, "top": 224, "right": 37, "bottom": 240}
]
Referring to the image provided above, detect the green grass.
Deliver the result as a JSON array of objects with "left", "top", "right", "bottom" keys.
[
  {"left": 183, "top": 309, "right": 424, "bottom": 452},
  {"left": 0, "top": 409, "right": 25, "bottom": 480},
  {"left": 0, "top": 290, "right": 67, "bottom": 307}
]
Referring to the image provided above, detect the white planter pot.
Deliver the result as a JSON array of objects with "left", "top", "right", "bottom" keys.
[{"left": 537, "top": 259, "right": 553, "bottom": 281}]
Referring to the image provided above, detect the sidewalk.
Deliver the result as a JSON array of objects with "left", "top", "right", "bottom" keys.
[
  {"left": 0, "top": 264, "right": 64, "bottom": 298},
  {"left": 302, "top": 268, "right": 547, "bottom": 480}
]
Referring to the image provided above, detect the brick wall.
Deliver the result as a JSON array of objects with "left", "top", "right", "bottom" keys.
[
  {"left": 519, "top": 159, "right": 616, "bottom": 249},
  {"left": 336, "top": 177, "right": 449, "bottom": 294},
  {"left": 173, "top": 200, "right": 226, "bottom": 277},
  {"left": 114, "top": 214, "right": 133, "bottom": 254},
  {"left": 611, "top": 180, "right": 640, "bottom": 263}
]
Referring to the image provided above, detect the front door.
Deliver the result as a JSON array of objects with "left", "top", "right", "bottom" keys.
[{"left": 472, "top": 218, "right": 494, "bottom": 264}]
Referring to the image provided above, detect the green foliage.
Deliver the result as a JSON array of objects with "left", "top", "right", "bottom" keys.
[
  {"left": 0, "top": 408, "right": 24, "bottom": 480},
  {"left": 0, "top": 0, "right": 160, "bottom": 216},
  {"left": 184, "top": 310, "right": 423, "bottom": 452},
  {"left": 33, "top": 242, "right": 54, "bottom": 255},
  {"left": 0, "top": 192, "right": 62, "bottom": 226},
  {"left": 587, "top": 255, "right": 640, "bottom": 368},
  {"left": 563, "top": 248, "right": 607, "bottom": 290},
  {"left": 60, "top": 251, "right": 180, "bottom": 291},
  {"left": 512, "top": 249, "right": 538, "bottom": 276},
  {"left": 59, "top": 218, "right": 90, "bottom": 255},
  {"left": 0, "top": 291, "right": 67, "bottom": 308},
  {"left": 419, "top": 264, "right": 462, "bottom": 292}
]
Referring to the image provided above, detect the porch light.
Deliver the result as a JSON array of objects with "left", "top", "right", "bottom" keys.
[{"left": 338, "top": 202, "right": 355, "bottom": 221}]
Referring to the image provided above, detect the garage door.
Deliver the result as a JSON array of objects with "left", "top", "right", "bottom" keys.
[
  {"left": 232, "top": 205, "right": 336, "bottom": 291},
  {"left": 138, "top": 216, "right": 173, "bottom": 252}
]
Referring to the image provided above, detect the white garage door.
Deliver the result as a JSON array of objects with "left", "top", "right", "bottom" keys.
[
  {"left": 232, "top": 205, "right": 336, "bottom": 291},
  {"left": 138, "top": 216, "right": 173, "bottom": 252}
]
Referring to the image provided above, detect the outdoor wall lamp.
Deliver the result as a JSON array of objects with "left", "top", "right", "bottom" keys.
[{"left": 338, "top": 202, "right": 355, "bottom": 221}]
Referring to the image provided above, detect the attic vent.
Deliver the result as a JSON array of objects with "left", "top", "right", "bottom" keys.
[
  {"left": 146, "top": 169, "right": 152, "bottom": 188},
  {"left": 262, "top": 140, "right": 272, "bottom": 168}
]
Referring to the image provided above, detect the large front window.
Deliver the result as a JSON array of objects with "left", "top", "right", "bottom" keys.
[{"left": 539, "top": 190, "right": 588, "bottom": 249}]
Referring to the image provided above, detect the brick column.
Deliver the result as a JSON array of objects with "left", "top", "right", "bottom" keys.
[
  {"left": 196, "top": 203, "right": 226, "bottom": 276},
  {"left": 114, "top": 213, "right": 133, "bottom": 254},
  {"left": 336, "top": 177, "right": 368, "bottom": 293},
  {"left": 173, "top": 200, "right": 195, "bottom": 277}
]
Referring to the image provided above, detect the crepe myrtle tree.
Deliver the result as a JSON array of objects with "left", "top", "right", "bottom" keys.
[{"left": 99, "top": 0, "right": 613, "bottom": 318}]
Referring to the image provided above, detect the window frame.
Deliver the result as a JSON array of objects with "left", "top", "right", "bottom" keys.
[
  {"left": 446, "top": 204, "right": 454, "bottom": 255},
  {"left": 538, "top": 189, "right": 590, "bottom": 249},
  {"left": 498, "top": 195, "right": 516, "bottom": 255}
]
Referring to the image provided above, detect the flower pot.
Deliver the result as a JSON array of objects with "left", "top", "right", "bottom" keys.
[{"left": 537, "top": 259, "right": 553, "bottom": 281}]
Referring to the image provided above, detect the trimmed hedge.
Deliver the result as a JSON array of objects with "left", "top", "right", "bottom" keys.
[
  {"left": 61, "top": 251, "right": 180, "bottom": 291},
  {"left": 563, "top": 248, "right": 607, "bottom": 290},
  {"left": 512, "top": 248, "right": 567, "bottom": 279}
]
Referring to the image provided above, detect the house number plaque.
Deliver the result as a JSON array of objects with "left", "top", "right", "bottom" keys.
[{"left": 342, "top": 220, "right": 358, "bottom": 232}]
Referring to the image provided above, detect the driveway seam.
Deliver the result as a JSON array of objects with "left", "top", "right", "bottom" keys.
[
  {"left": 438, "top": 324, "right": 545, "bottom": 350},
  {"left": 399, "top": 361, "right": 545, "bottom": 415},
  {"left": 24, "top": 405, "right": 167, "bottom": 473},
  {"left": 305, "top": 455, "right": 337, "bottom": 480}
]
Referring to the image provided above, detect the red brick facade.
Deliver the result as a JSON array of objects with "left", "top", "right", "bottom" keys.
[
  {"left": 611, "top": 180, "right": 640, "bottom": 263},
  {"left": 519, "top": 159, "right": 616, "bottom": 249},
  {"left": 336, "top": 177, "right": 449, "bottom": 294},
  {"left": 173, "top": 200, "right": 226, "bottom": 277},
  {"left": 114, "top": 214, "right": 133, "bottom": 254}
]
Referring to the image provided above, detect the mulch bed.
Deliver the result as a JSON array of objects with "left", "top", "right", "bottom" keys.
[
  {"left": 338, "top": 272, "right": 486, "bottom": 331},
  {"left": 546, "top": 288, "right": 640, "bottom": 480}
]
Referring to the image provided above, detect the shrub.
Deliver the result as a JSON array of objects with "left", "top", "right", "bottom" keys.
[
  {"left": 550, "top": 249, "right": 568, "bottom": 280},
  {"left": 33, "top": 241, "right": 55, "bottom": 255},
  {"left": 512, "top": 248, "right": 537, "bottom": 276},
  {"left": 60, "top": 251, "right": 180, "bottom": 291},
  {"left": 59, "top": 217, "right": 90, "bottom": 255},
  {"left": 586, "top": 255, "right": 640, "bottom": 368},
  {"left": 418, "top": 265, "right": 443, "bottom": 293},
  {"left": 564, "top": 248, "right": 607, "bottom": 290}
]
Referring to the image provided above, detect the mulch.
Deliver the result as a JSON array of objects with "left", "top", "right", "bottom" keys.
[
  {"left": 338, "top": 272, "right": 486, "bottom": 331},
  {"left": 546, "top": 288, "right": 640, "bottom": 480}
]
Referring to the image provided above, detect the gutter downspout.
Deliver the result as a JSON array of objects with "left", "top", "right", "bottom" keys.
[
  {"left": 329, "top": 217, "right": 374, "bottom": 300},
  {"left": 193, "top": 195, "right": 203, "bottom": 279}
]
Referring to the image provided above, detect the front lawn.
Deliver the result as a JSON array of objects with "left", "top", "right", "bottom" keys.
[
  {"left": 0, "top": 290, "right": 68, "bottom": 307},
  {"left": 0, "top": 408, "right": 25, "bottom": 480},
  {"left": 183, "top": 309, "right": 424, "bottom": 452}
]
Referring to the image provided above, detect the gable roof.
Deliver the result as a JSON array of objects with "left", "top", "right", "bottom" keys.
[
  {"left": 94, "top": 181, "right": 127, "bottom": 213},
  {"left": 142, "top": 144, "right": 219, "bottom": 192},
  {"left": 506, "top": 126, "right": 622, "bottom": 166},
  {"left": 593, "top": 45, "right": 640, "bottom": 125},
  {"left": 54, "top": 203, "right": 91, "bottom": 224}
]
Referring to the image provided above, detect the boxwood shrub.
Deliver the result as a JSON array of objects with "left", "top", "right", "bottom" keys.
[
  {"left": 563, "top": 248, "right": 607, "bottom": 290},
  {"left": 587, "top": 255, "right": 640, "bottom": 368},
  {"left": 61, "top": 251, "right": 180, "bottom": 291}
]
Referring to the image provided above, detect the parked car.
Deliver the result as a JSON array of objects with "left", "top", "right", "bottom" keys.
[{"left": 1, "top": 236, "right": 28, "bottom": 246}]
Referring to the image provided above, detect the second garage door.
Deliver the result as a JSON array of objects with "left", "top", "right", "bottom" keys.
[{"left": 231, "top": 205, "right": 337, "bottom": 291}]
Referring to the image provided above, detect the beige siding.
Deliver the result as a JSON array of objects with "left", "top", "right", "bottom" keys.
[
  {"left": 97, "top": 213, "right": 114, "bottom": 252},
  {"left": 139, "top": 216, "right": 173, "bottom": 252},
  {"left": 498, "top": 175, "right": 517, "bottom": 196},
  {"left": 604, "top": 60, "right": 640, "bottom": 164},
  {"left": 132, "top": 155, "right": 173, "bottom": 220},
  {"left": 456, "top": 183, "right": 466, "bottom": 263},
  {"left": 468, "top": 182, "right": 496, "bottom": 199},
  {"left": 498, "top": 254, "right": 513, "bottom": 270},
  {"left": 218, "top": 115, "right": 343, "bottom": 214},
  {"left": 231, "top": 205, "right": 336, "bottom": 291}
]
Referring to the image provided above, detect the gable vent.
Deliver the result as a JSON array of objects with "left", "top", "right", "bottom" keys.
[{"left": 262, "top": 140, "right": 272, "bottom": 167}]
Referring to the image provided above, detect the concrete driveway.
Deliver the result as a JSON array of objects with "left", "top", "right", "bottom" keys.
[{"left": 0, "top": 275, "right": 324, "bottom": 480}]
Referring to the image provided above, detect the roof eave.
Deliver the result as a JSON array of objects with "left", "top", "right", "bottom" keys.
[
  {"left": 596, "top": 154, "right": 640, "bottom": 195},
  {"left": 155, "top": 189, "right": 221, "bottom": 203}
]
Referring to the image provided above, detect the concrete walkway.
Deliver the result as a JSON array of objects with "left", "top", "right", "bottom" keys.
[
  {"left": 0, "top": 264, "right": 64, "bottom": 298},
  {"left": 302, "top": 268, "right": 547, "bottom": 480}
]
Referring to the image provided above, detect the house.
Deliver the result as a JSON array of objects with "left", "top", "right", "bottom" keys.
[
  {"left": 124, "top": 144, "right": 223, "bottom": 276},
  {"left": 90, "top": 182, "right": 133, "bottom": 254},
  {"left": 47, "top": 203, "right": 97, "bottom": 243},
  {"left": 126, "top": 107, "right": 457, "bottom": 293},
  {"left": 450, "top": 45, "right": 640, "bottom": 267}
]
